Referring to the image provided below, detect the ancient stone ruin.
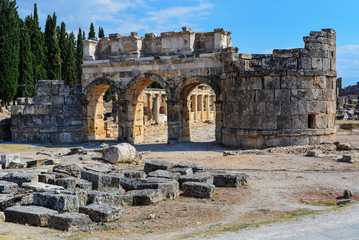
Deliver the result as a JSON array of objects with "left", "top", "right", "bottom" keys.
[{"left": 10, "top": 27, "right": 337, "bottom": 148}]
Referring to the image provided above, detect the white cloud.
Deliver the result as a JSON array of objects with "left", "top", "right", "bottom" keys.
[{"left": 336, "top": 44, "right": 359, "bottom": 86}]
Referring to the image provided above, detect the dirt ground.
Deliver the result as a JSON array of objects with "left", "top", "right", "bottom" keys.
[{"left": 0, "top": 122, "right": 359, "bottom": 239}]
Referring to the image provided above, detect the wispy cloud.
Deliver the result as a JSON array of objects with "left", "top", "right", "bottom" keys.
[{"left": 337, "top": 44, "right": 359, "bottom": 86}]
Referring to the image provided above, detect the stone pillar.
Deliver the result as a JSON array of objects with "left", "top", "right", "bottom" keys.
[
  {"left": 205, "top": 95, "right": 210, "bottom": 120},
  {"left": 198, "top": 95, "right": 204, "bottom": 122},
  {"left": 166, "top": 98, "right": 182, "bottom": 144},
  {"left": 153, "top": 94, "right": 160, "bottom": 123},
  {"left": 192, "top": 94, "right": 197, "bottom": 121},
  {"left": 215, "top": 100, "right": 223, "bottom": 143},
  {"left": 146, "top": 93, "right": 152, "bottom": 120}
]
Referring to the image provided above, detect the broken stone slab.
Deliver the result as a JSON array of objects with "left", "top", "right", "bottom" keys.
[
  {"left": 69, "top": 147, "right": 84, "bottom": 154},
  {"left": 138, "top": 178, "right": 179, "bottom": 199},
  {"left": 2, "top": 172, "right": 38, "bottom": 187},
  {"left": 102, "top": 143, "right": 136, "bottom": 164},
  {"left": 1, "top": 154, "right": 20, "bottom": 169},
  {"left": 120, "top": 170, "right": 147, "bottom": 179},
  {"left": 174, "top": 162, "right": 204, "bottom": 173},
  {"left": 119, "top": 178, "right": 142, "bottom": 191},
  {"left": 339, "top": 154, "right": 355, "bottom": 163},
  {"left": 87, "top": 191, "right": 132, "bottom": 206},
  {"left": 81, "top": 170, "right": 123, "bottom": 190},
  {"left": 144, "top": 159, "right": 173, "bottom": 173},
  {"left": 53, "top": 164, "right": 82, "bottom": 178},
  {"left": 5, "top": 205, "right": 58, "bottom": 227},
  {"left": 178, "top": 172, "right": 214, "bottom": 189},
  {"left": 211, "top": 172, "right": 248, "bottom": 187},
  {"left": 306, "top": 150, "right": 322, "bottom": 157},
  {"left": 38, "top": 173, "right": 56, "bottom": 184},
  {"left": 48, "top": 212, "right": 93, "bottom": 232},
  {"left": 0, "top": 180, "right": 19, "bottom": 194},
  {"left": 182, "top": 182, "right": 215, "bottom": 198},
  {"left": 8, "top": 162, "right": 27, "bottom": 169},
  {"left": 55, "top": 178, "right": 92, "bottom": 190},
  {"left": 83, "top": 164, "right": 115, "bottom": 173},
  {"left": 22, "top": 182, "right": 64, "bottom": 192},
  {"left": 33, "top": 190, "right": 87, "bottom": 212},
  {"left": 147, "top": 170, "right": 181, "bottom": 180},
  {"left": 26, "top": 159, "right": 59, "bottom": 168},
  {"left": 79, "top": 204, "right": 122, "bottom": 222},
  {"left": 0, "top": 194, "right": 17, "bottom": 211},
  {"left": 125, "top": 189, "right": 165, "bottom": 206},
  {"left": 169, "top": 167, "right": 193, "bottom": 175},
  {"left": 336, "top": 143, "right": 351, "bottom": 151}
]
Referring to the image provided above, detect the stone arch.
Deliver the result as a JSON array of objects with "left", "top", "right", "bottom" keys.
[
  {"left": 175, "top": 76, "right": 223, "bottom": 143},
  {"left": 82, "top": 77, "right": 120, "bottom": 141},
  {"left": 118, "top": 72, "right": 171, "bottom": 144}
]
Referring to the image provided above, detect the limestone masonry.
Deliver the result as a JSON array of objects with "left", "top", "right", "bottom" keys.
[{"left": 11, "top": 27, "right": 337, "bottom": 148}]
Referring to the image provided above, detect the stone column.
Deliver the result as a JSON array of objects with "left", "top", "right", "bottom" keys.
[
  {"left": 215, "top": 100, "right": 223, "bottom": 143},
  {"left": 205, "top": 95, "right": 210, "bottom": 120},
  {"left": 192, "top": 94, "right": 197, "bottom": 121},
  {"left": 166, "top": 98, "right": 183, "bottom": 144},
  {"left": 146, "top": 93, "right": 152, "bottom": 120},
  {"left": 153, "top": 94, "right": 160, "bottom": 124},
  {"left": 198, "top": 95, "right": 204, "bottom": 122}
]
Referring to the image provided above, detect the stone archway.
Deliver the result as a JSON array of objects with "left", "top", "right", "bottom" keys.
[
  {"left": 119, "top": 73, "right": 171, "bottom": 144},
  {"left": 177, "top": 76, "right": 223, "bottom": 143},
  {"left": 82, "top": 78, "right": 120, "bottom": 141}
]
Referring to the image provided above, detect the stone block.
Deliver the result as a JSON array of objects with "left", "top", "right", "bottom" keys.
[
  {"left": 147, "top": 170, "right": 181, "bottom": 180},
  {"left": 22, "top": 182, "right": 64, "bottom": 192},
  {"left": 83, "top": 164, "right": 115, "bottom": 173},
  {"left": 119, "top": 178, "right": 142, "bottom": 191},
  {"left": 0, "top": 212, "right": 4, "bottom": 221},
  {"left": 0, "top": 181, "right": 19, "bottom": 194},
  {"left": 102, "top": 143, "right": 136, "bottom": 164},
  {"left": 81, "top": 170, "right": 114, "bottom": 190},
  {"left": 212, "top": 173, "right": 248, "bottom": 187},
  {"left": 144, "top": 159, "right": 173, "bottom": 173},
  {"left": 255, "top": 90, "right": 275, "bottom": 102},
  {"left": 26, "top": 159, "right": 58, "bottom": 168},
  {"left": 125, "top": 189, "right": 165, "bottom": 205},
  {"left": 38, "top": 173, "right": 56, "bottom": 184},
  {"left": 1, "top": 154, "right": 20, "bottom": 169},
  {"left": 264, "top": 76, "right": 280, "bottom": 89},
  {"left": 56, "top": 178, "right": 92, "bottom": 190},
  {"left": 169, "top": 167, "right": 193, "bottom": 175},
  {"left": 247, "top": 77, "right": 262, "bottom": 90},
  {"left": 174, "top": 162, "right": 204, "bottom": 173},
  {"left": 2, "top": 172, "right": 38, "bottom": 187},
  {"left": 280, "top": 76, "right": 297, "bottom": 89},
  {"left": 0, "top": 194, "right": 19, "bottom": 211},
  {"left": 182, "top": 182, "right": 215, "bottom": 198},
  {"left": 178, "top": 172, "right": 213, "bottom": 189},
  {"left": 138, "top": 178, "right": 179, "bottom": 199},
  {"left": 33, "top": 191, "right": 86, "bottom": 212},
  {"left": 48, "top": 212, "right": 93, "bottom": 232},
  {"left": 5, "top": 205, "right": 58, "bottom": 227},
  {"left": 8, "top": 162, "right": 27, "bottom": 169},
  {"left": 79, "top": 204, "right": 122, "bottom": 222},
  {"left": 53, "top": 164, "right": 82, "bottom": 178},
  {"left": 87, "top": 190, "right": 133, "bottom": 206},
  {"left": 120, "top": 170, "right": 147, "bottom": 179}
]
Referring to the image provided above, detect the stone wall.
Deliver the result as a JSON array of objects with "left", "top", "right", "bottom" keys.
[
  {"left": 11, "top": 81, "right": 83, "bottom": 143},
  {"left": 221, "top": 29, "right": 337, "bottom": 148}
]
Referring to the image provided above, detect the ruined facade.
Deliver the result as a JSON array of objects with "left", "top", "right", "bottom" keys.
[{"left": 11, "top": 28, "right": 337, "bottom": 148}]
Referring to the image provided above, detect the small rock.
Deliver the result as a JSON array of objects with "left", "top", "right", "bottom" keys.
[
  {"left": 344, "top": 190, "right": 353, "bottom": 199},
  {"left": 339, "top": 154, "right": 354, "bottom": 163},
  {"left": 337, "top": 143, "right": 351, "bottom": 151},
  {"left": 306, "top": 150, "right": 322, "bottom": 157},
  {"left": 70, "top": 147, "right": 83, "bottom": 154}
]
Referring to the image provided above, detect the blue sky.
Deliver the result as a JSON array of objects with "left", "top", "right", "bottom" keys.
[{"left": 17, "top": 0, "right": 359, "bottom": 87}]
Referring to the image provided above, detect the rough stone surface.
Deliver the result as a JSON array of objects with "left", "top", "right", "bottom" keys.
[
  {"left": 0, "top": 194, "right": 17, "bottom": 211},
  {"left": 55, "top": 178, "right": 92, "bottom": 190},
  {"left": 87, "top": 190, "right": 133, "bottom": 206},
  {"left": 0, "top": 211, "right": 4, "bottom": 222},
  {"left": 138, "top": 178, "right": 179, "bottom": 199},
  {"left": 147, "top": 170, "right": 180, "bottom": 180},
  {"left": 48, "top": 212, "right": 93, "bottom": 232},
  {"left": 53, "top": 164, "right": 82, "bottom": 178},
  {"left": 174, "top": 162, "right": 204, "bottom": 173},
  {"left": 144, "top": 159, "right": 173, "bottom": 173},
  {"left": 182, "top": 182, "right": 215, "bottom": 198},
  {"left": 211, "top": 173, "right": 248, "bottom": 187},
  {"left": 4, "top": 205, "right": 58, "bottom": 227},
  {"left": 102, "top": 143, "right": 136, "bottom": 164},
  {"left": 178, "top": 172, "right": 214, "bottom": 189},
  {"left": 33, "top": 191, "right": 87, "bottom": 212},
  {"left": 125, "top": 189, "right": 165, "bottom": 205},
  {"left": 120, "top": 170, "right": 147, "bottom": 179},
  {"left": 119, "top": 178, "right": 142, "bottom": 191},
  {"left": 22, "top": 182, "right": 64, "bottom": 191},
  {"left": 0, "top": 181, "right": 19, "bottom": 194},
  {"left": 170, "top": 167, "right": 193, "bottom": 175},
  {"left": 2, "top": 172, "right": 38, "bottom": 187},
  {"left": 81, "top": 170, "right": 124, "bottom": 190},
  {"left": 79, "top": 204, "right": 122, "bottom": 222},
  {"left": 1, "top": 154, "right": 20, "bottom": 169}
]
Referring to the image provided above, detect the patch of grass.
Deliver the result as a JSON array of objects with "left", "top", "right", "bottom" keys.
[{"left": 0, "top": 144, "right": 38, "bottom": 152}]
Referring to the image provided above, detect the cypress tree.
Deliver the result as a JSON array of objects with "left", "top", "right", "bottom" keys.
[
  {"left": 0, "top": 0, "right": 20, "bottom": 106},
  {"left": 76, "top": 28, "right": 83, "bottom": 84},
  {"left": 83, "top": 30, "right": 86, "bottom": 40},
  {"left": 18, "top": 19, "right": 35, "bottom": 98},
  {"left": 25, "top": 3, "right": 46, "bottom": 81},
  {"left": 64, "top": 32, "right": 76, "bottom": 85},
  {"left": 98, "top": 26, "right": 104, "bottom": 38},
  {"left": 58, "top": 22, "right": 68, "bottom": 80},
  {"left": 88, "top": 22, "right": 95, "bottom": 39},
  {"left": 44, "top": 13, "right": 61, "bottom": 80}
]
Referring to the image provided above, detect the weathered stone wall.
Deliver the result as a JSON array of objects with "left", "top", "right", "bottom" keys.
[
  {"left": 221, "top": 29, "right": 337, "bottom": 147},
  {"left": 11, "top": 81, "right": 83, "bottom": 143},
  {"left": 82, "top": 28, "right": 336, "bottom": 148}
]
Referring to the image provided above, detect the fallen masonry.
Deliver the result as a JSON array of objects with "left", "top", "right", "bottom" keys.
[{"left": 0, "top": 156, "right": 247, "bottom": 232}]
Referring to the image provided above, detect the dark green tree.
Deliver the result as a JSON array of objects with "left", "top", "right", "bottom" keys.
[
  {"left": 76, "top": 28, "right": 83, "bottom": 84},
  {"left": 0, "top": 0, "right": 20, "bottom": 106},
  {"left": 58, "top": 21, "right": 68, "bottom": 80},
  {"left": 18, "top": 19, "right": 35, "bottom": 98},
  {"left": 88, "top": 22, "right": 95, "bottom": 39},
  {"left": 103, "top": 88, "right": 112, "bottom": 102},
  {"left": 24, "top": 3, "right": 46, "bottom": 81},
  {"left": 98, "top": 26, "right": 104, "bottom": 38},
  {"left": 82, "top": 30, "right": 86, "bottom": 40},
  {"left": 44, "top": 13, "right": 61, "bottom": 80},
  {"left": 64, "top": 32, "right": 76, "bottom": 85}
]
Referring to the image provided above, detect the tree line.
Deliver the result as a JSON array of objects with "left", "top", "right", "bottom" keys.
[{"left": 0, "top": 0, "right": 104, "bottom": 107}]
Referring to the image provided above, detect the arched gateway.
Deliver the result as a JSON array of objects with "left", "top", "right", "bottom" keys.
[{"left": 11, "top": 28, "right": 337, "bottom": 148}]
